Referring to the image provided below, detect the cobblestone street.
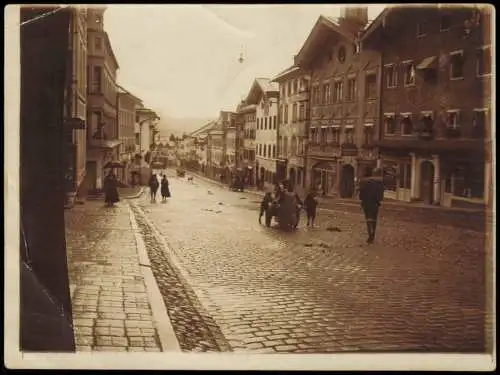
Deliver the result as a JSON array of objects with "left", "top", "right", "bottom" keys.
[{"left": 132, "top": 171, "right": 492, "bottom": 353}]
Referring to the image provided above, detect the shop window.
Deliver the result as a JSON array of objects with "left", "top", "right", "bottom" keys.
[
  {"left": 365, "top": 73, "right": 377, "bottom": 99},
  {"left": 386, "top": 65, "right": 397, "bottom": 88},
  {"left": 473, "top": 110, "right": 487, "bottom": 137},
  {"left": 334, "top": 81, "right": 343, "bottom": 102},
  {"left": 384, "top": 115, "right": 396, "bottom": 135},
  {"left": 398, "top": 163, "right": 411, "bottom": 189},
  {"left": 401, "top": 115, "right": 413, "bottom": 135},
  {"left": 450, "top": 51, "right": 464, "bottom": 79},
  {"left": 440, "top": 14, "right": 452, "bottom": 31},
  {"left": 476, "top": 46, "right": 492, "bottom": 77},
  {"left": 416, "top": 20, "right": 427, "bottom": 37},
  {"left": 382, "top": 163, "right": 398, "bottom": 192},
  {"left": 403, "top": 62, "right": 416, "bottom": 86},
  {"left": 452, "top": 164, "right": 484, "bottom": 199},
  {"left": 346, "top": 77, "right": 356, "bottom": 100}
]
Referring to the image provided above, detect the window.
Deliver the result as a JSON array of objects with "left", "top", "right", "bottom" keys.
[
  {"left": 403, "top": 62, "right": 416, "bottom": 86},
  {"left": 95, "top": 36, "right": 102, "bottom": 50},
  {"left": 416, "top": 20, "right": 427, "bottom": 36},
  {"left": 382, "top": 163, "right": 398, "bottom": 192},
  {"left": 299, "top": 104, "right": 305, "bottom": 121},
  {"left": 95, "top": 14, "right": 102, "bottom": 24},
  {"left": 477, "top": 46, "right": 492, "bottom": 76},
  {"left": 452, "top": 164, "right": 484, "bottom": 199},
  {"left": 440, "top": 14, "right": 451, "bottom": 31},
  {"left": 473, "top": 110, "right": 487, "bottom": 137},
  {"left": 421, "top": 112, "right": 434, "bottom": 134},
  {"left": 386, "top": 65, "right": 397, "bottom": 88},
  {"left": 346, "top": 77, "right": 356, "bottom": 100},
  {"left": 446, "top": 110, "right": 460, "bottom": 129},
  {"left": 291, "top": 137, "right": 297, "bottom": 155},
  {"left": 293, "top": 79, "right": 298, "bottom": 94},
  {"left": 92, "top": 66, "right": 102, "bottom": 93},
  {"left": 384, "top": 115, "right": 396, "bottom": 135},
  {"left": 363, "top": 126, "right": 374, "bottom": 145},
  {"left": 284, "top": 105, "right": 289, "bottom": 124},
  {"left": 312, "top": 85, "right": 320, "bottom": 104},
  {"left": 334, "top": 81, "right": 343, "bottom": 102},
  {"left": 287, "top": 81, "right": 292, "bottom": 96},
  {"left": 365, "top": 73, "right": 377, "bottom": 99},
  {"left": 273, "top": 115, "right": 277, "bottom": 129},
  {"left": 332, "top": 128, "right": 340, "bottom": 144},
  {"left": 311, "top": 128, "right": 317, "bottom": 144},
  {"left": 344, "top": 128, "right": 354, "bottom": 144},
  {"left": 268, "top": 145, "right": 272, "bottom": 158},
  {"left": 264, "top": 117, "right": 268, "bottom": 130},
  {"left": 401, "top": 115, "right": 413, "bottom": 135},
  {"left": 292, "top": 103, "right": 298, "bottom": 122},
  {"left": 320, "top": 128, "right": 327, "bottom": 145},
  {"left": 450, "top": 51, "right": 464, "bottom": 79},
  {"left": 323, "top": 83, "right": 331, "bottom": 103},
  {"left": 399, "top": 163, "right": 412, "bottom": 189},
  {"left": 272, "top": 145, "right": 276, "bottom": 158}
]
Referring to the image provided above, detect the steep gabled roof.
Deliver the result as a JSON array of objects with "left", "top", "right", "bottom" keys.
[
  {"left": 271, "top": 65, "right": 301, "bottom": 83},
  {"left": 360, "top": 7, "right": 392, "bottom": 43},
  {"left": 245, "top": 78, "right": 279, "bottom": 105},
  {"left": 294, "top": 15, "right": 358, "bottom": 67}
]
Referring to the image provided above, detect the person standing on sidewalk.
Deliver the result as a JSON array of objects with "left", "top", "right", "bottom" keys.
[
  {"left": 304, "top": 190, "right": 318, "bottom": 228},
  {"left": 160, "top": 175, "right": 171, "bottom": 203},
  {"left": 359, "top": 167, "right": 384, "bottom": 245},
  {"left": 103, "top": 171, "right": 120, "bottom": 207},
  {"left": 148, "top": 174, "right": 159, "bottom": 203}
]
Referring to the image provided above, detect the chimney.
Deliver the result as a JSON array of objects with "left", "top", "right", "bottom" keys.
[{"left": 338, "top": 6, "right": 368, "bottom": 36}]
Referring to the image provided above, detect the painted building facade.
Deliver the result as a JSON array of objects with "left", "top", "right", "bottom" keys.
[
  {"left": 295, "top": 8, "right": 382, "bottom": 198},
  {"left": 238, "top": 102, "right": 257, "bottom": 185},
  {"left": 363, "top": 5, "right": 492, "bottom": 208},
  {"left": 273, "top": 66, "right": 311, "bottom": 194}
]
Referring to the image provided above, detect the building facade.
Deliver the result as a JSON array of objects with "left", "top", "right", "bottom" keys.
[
  {"left": 245, "top": 78, "right": 279, "bottom": 191},
  {"left": 207, "top": 125, "right": 225, "bottom": 181},
  {"left": 363, "top": 5, "right": 492, "bottom": 208},
  {"left": 117, "top": 88, "right": 142, "bottom": 184},
  {"left": 133, "top": 107, "right": 159, "bottom": 183},
  {"left": 295, "top": 8, "right": 382, "bottom": 198},
  {"left": 64, "top": 7, "right": 88, "bottom": 202},
  {"left": 273, "top": 66, "right": 311, "bottom": 194},
  {"left": 85, "top": 6, "right": 120, "bottom": 192},
  {"left": 238, "top": 102, "right": 257, "bottom": 185}
]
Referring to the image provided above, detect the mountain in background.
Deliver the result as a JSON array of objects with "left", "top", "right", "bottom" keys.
[{"left": 157, "top": 115, "right": 215, "bottom": 138}]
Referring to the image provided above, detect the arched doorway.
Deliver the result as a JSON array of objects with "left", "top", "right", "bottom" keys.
[
  {"left": 289, "top": 168, "right": 296, "bottom": 191},
  {"left": 420, "top": 160, "right": 434, "bottom": 204},
  {"left": 340, "top": 164, "right": 355, "bottom": 198}
]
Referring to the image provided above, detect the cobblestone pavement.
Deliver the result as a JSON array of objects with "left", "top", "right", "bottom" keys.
[
  {"left": 65, "top": 200, "right": 162, "bottom": 352},
  {"left": 133, "top": 170, "right": 492, "bottom": 354}
]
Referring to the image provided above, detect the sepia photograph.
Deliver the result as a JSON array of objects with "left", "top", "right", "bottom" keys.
[{"left": 4, "top": 3, "right": 496, "bottom": 371}]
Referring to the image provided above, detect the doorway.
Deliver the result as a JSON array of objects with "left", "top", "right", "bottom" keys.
[
  {"left": 420, "top": 160, "right": 434, "bottom": 204},
  {"left": 340, "top": 164, "right": 355, "bottom": 198},
  {"left": 86, "top": 161, "right": 97, "bottom": 192}
]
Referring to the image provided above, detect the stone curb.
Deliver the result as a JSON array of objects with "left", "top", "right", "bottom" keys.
[{"left": 127, "top": 203, "right": 181, "bottom": 352}]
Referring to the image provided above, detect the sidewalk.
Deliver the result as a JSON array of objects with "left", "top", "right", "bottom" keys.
[
  {"left": 64, "top": 198, "right": 178, "bottom": 352},
  {"left": 186, "top": 170, "right": 486, "bottom": 215}
]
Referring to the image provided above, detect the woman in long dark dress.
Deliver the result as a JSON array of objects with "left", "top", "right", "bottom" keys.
[
  {"left": 160, "top": 175, "right": 171, "bottom": 203},
  {"left": 104, "top": 171, "right": 120, "bottom": 207}
]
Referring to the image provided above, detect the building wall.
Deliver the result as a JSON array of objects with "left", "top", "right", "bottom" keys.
[
  {"left": 373, "top": 6, "right": 491, "bottom": 207},
  {"left": 255, "top": 93, "right": 279, "bottom": 187},
  {"left": 225, "top": 128, "right": 236, "bottom": 166},
  {"left": 277, "top": 71, "right": 310, "bottom": 190},
  {"left": 306, "top": 29, "right": 381, "bottom": 196}
]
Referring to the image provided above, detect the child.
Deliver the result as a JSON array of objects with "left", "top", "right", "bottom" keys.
[
  {"left": 259, "top": 192, "right": 273, "bottom": 224},
  {"left": 304, "top": 190, "right": 318, "bottom": 228}
]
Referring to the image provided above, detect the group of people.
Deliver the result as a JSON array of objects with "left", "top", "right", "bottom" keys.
[
  {"left": 258, "top": 167, "right": 384, "bottom": 245},
  {"left": 148, "top": 173, "right": 171, "bottom": 203}
]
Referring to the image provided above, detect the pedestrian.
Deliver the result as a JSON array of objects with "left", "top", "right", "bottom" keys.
[
  {"left": 293, "top": 191, "right": 303, "bottom": 230},
  {"left": 103, "top": 171, "right": 120, "bottom": 207},
  {"left": 160, "top": 175, "right": 171, "bottom": 203},
  {"left": 148, "top": 174, "right": 159, "bottom": 203},
  {"left": 259, "top": 192, "right": 273, "bottom": 224},
  {"left": 359, "top": 167, "right": 384, "bottom": 245},
  {"left": 304, "top": 190, "right": 318, "bottom": 228}
]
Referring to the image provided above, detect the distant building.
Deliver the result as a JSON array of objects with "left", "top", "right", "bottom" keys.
[
  {"left": 362, "top": 5, "right": 492, "bottom": 208},
  {"left": 134, "top": 107, "right": 159, "bottom": 183},
  {"left": 272, "top": 65, "right": 310, "bottom": 194},
  {"left": 236, "top": 100, "right": 257, "bottom": 185},
  {"left": 85, "top": 6, "right": 120, "bottom": 192},
  {"left": 244, "top": 78, "right": 279, "bottom": 191}
]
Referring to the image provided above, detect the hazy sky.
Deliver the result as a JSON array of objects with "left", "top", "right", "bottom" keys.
[{"left": 105, "top": 4, "right": 385, "bottom": 119}]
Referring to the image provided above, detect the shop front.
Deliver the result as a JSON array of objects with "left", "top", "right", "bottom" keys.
[{"left": 310, "top": 160, "right": 337, "bottom": 196}]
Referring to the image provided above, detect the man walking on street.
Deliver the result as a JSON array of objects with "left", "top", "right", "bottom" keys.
[{"left": 359, "top": 167, "right": 384, "bottom": 245}]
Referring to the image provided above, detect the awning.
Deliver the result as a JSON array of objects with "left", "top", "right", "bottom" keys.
[
  {"left": 344, "top": 125, "right": 354, "bottom": 129},
  {"left": 364, "top": 123, "right": 374, "bottom": 127},
  {"left": 417, "top": 56, "right": 437, "bottom": 70}
]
